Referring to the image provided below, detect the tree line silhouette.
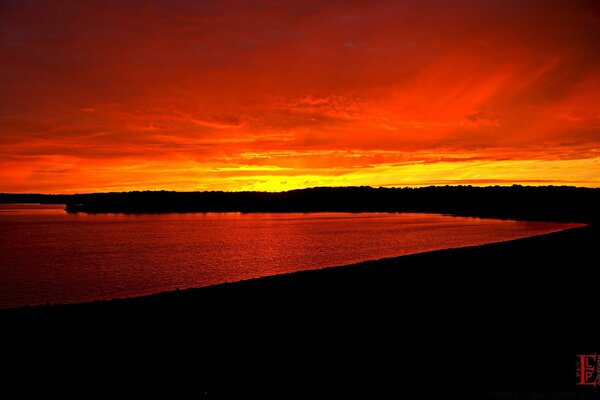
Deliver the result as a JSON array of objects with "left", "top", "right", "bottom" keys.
[{"left": 1, "top": 185, "right": 598, "bottom": 222}]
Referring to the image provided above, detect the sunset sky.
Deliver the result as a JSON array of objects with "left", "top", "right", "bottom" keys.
[{"left": 1, "top": 0, "right": 600, "bottom": 193}]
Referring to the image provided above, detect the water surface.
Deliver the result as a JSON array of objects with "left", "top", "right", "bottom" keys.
[{"left": 0, "top": 204, "right": 582, "bottom": 308}]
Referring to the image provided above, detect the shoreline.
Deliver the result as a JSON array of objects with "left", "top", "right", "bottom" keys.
[
  {"left": 1, "top": 223, "right": 597, "bottom": 395},
  {"left": 0, "top": 222, "right": 585, "bottom": 311}
]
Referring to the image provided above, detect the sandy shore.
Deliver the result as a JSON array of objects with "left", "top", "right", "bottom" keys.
[{"left": 1, "top": 224, "right": 597, "bottom": 397}]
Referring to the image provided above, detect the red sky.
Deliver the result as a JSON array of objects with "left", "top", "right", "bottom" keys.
[{"left": 1, "top": 0, "right": 599, "bottom": 193}]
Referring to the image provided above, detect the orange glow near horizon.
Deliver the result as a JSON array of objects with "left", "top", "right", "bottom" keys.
[{"left": 1, "top": 0, "right": 600, "bottom": 193}]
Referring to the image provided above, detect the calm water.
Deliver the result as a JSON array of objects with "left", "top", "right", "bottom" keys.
[{"left": 0, "top": 204, "right": 582, "bottom": 308}]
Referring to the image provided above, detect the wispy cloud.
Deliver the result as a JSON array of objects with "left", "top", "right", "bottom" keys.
[{"left": 1, "top": 0, "right": 599, "bottom": 192}]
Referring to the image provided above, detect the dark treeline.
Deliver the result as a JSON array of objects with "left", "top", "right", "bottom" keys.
[{"left": 2, "top": 185, "right": 597, "bottom": 222}]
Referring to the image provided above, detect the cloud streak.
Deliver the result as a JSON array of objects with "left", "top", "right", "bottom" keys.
[{"left": 1, "top": 0, "right": 599, "bottom": 192}]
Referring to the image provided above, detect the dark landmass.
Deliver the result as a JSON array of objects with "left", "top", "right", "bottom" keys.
[
  {"left": 1, "top": 185, "right": 600, "bottom": 222},
  {"left": 1, "top": 224, "right": 598, "bottom": 397}
]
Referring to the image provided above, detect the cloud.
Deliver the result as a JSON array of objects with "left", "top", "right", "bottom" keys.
[{"left": 1, "top": 0, "right": 599, "bottom": 192}]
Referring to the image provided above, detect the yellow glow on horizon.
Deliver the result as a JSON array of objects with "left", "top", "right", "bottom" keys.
[{"left": 2, "top": 155, "right": 597, "bottom": 194}]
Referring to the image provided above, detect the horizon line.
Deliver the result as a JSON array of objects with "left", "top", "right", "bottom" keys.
[{"left": 2, "top": 183, "right": 600, "bottom": 197}]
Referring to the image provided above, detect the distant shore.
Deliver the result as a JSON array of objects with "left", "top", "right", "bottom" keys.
[
  {"left": 1, "top": 223, "right": 596, "bottom": 396},
  {"left": 2, "top": 185, "right": 599, "bottom": 223}
]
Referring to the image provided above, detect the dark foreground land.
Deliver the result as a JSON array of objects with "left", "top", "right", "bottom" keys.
[{"left": 1, "top": 224, "right": 598, "bottom": 397}]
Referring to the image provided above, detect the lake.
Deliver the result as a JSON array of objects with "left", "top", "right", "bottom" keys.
[{"left": 0, "top": 204, "right": 582, "bottom": 308}]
